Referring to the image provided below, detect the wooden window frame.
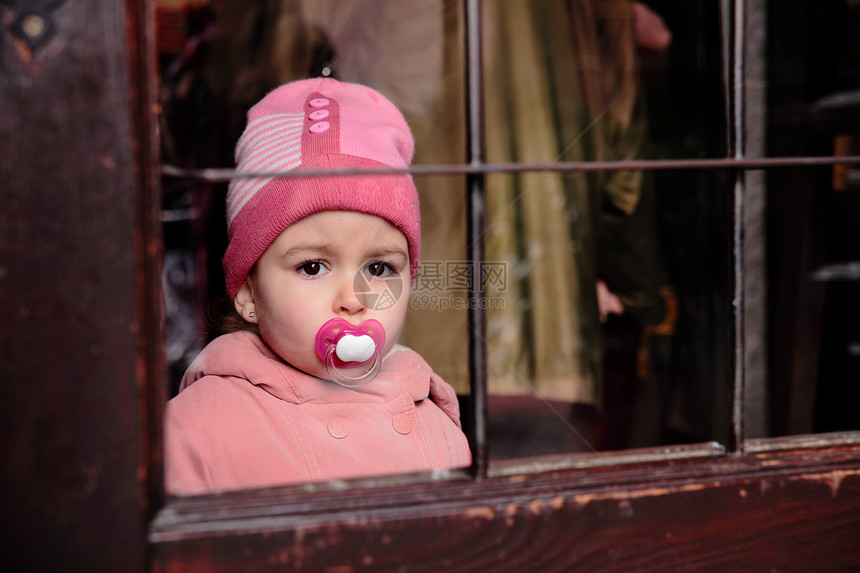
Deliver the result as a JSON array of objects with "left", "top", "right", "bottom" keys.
[{"left": 2, "top": 0, "right": 859, "bottom": 571}]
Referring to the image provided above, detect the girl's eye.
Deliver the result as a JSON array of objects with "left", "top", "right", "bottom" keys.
[
  {"left": 365, "top": 261, "right": 395, "bottom": 278},
  {"left": 297, "top": 261, "right": 328, "bottom": 276}
]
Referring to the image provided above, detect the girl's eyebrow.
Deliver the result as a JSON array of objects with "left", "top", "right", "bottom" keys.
[
  {"left": 278, "top": 243, "right": 337, "bottom": 259},
  {"left": 278, "top": 244, "right": 408, "bottom": 260},
  {"left": 368, "top": 246, "right": 409, "bottom": 260}
]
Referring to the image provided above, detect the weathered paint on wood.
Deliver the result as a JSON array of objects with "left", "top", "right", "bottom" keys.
[
  {"left": 0, "top": 0, "right": 160, "bottom": 570},
  {"left": 150, "top": 439, "right": 860, "bottom": 572}
]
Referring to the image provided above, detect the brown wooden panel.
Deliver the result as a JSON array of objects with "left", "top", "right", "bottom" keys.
[
  {"left": 0, "top": 0, "right": 160, "bottom": 570},
  {"left": 151, "top": 439, "right": 860, "bottom": 572}
]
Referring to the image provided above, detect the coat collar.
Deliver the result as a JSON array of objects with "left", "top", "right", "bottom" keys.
[{"left": 179, "top": 332, "right": 461, "bottom": 428}]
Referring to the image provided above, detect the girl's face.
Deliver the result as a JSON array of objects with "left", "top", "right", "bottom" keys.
[{"left": 234, "top": 211, "right": 411, "bottom": 380}]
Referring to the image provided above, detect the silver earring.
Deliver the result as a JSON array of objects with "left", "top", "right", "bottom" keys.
[{"left": 249, "top": 311, "right": 256, "bottom": 318}]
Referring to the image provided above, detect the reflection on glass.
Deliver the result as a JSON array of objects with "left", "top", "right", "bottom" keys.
[
  {"left": 157, "top": 0, "right": 735, "bottom": 490},
  {"left": 473, "top": 0, "right": 728, "bottom": 459},
  {"left": 159, "top": 2, "right": 473, "bottom": 494}
]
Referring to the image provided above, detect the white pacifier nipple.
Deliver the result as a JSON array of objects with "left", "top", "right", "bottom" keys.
[
  {"left": 314, "top": 318, "right": 386, "bottom": 388},
  {"left": 335, "top": 334, "right": 376, "bottom": 363}
]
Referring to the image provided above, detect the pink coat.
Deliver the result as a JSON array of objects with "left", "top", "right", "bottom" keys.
[{"left": 164, "top": 331, "right": 471, "bottom": 494}]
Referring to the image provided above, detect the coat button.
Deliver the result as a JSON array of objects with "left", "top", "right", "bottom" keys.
[
  {"left": 309, "top": 109, "right": 329, "bottom": 120},
  {"left": 393, "top": 413, "right": 414, "bottom": 435},
  {"left": 328, "top": 417, "right": 350, "bottom": 439},
  {"left": 309, "top": 97, "right": 330, "bottom": 108},
  {"left": 309, "top": 121, "right": 330, "bottom": 134}
]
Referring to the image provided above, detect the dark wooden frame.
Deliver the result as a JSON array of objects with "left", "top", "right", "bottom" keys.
[
  {"left": 150, "top": 436, "right": 860, "bottom": 571},
  {"left": 2, "top": 1, "right": 859, "bottom": 571}
]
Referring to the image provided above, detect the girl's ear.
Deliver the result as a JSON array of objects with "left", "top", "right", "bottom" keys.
[{"left": 234, "top": 278, "right": 258, "bottom": 323}]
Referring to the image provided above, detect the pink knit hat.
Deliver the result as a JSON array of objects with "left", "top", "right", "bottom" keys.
[{"left": 223, "top": 78, "right": 421, "bottom": 299}]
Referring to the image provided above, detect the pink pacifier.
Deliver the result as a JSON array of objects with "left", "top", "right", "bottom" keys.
[{"left": 314, "top": 318, "right": 386, "bottom": 387}]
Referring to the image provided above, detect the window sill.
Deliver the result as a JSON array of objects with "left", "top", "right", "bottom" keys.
[{"left": 150, "top": 434, "right": 860, "bottom": 572}]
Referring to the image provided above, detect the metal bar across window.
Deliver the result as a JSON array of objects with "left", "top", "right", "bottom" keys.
[{"left": 161, "top": 155, "right": 860, "bottom": 183}]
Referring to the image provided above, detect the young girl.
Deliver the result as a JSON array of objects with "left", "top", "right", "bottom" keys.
[{"left": 165, "top": 78, "right": 471, "bottom": 494}]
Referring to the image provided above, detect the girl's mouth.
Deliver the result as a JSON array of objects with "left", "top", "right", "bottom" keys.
[{"left": 314, "top": 318, "right": 386, "bottom": 387}]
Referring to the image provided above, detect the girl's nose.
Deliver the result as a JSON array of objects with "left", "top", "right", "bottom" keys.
[{"left": 333, "top": 274, "right": 366, "bottom": 315}]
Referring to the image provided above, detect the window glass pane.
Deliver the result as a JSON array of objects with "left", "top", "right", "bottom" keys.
[
  {"left": 482, "top": 168, "right": 731, "bottom": 460},
  {"left": 762, "top": 1, "right": 860, "bottom": 438},
  {"left": 766, "top": 167, "right": 860, "bottom": 438},
  {"left": 481, "top": 0, "right": 726, "bottom": 166},
  {"left": 158, "top": 0, "right": 739, "bottom": 484},
  {"left": 769, "top": 0, "right": 860, "bottom": 158},
  {"left": 158, "top": 0, "right": 471, "bottom": 493},
  {"left": 473, "top": 0, "right": 729, "bottom": 459}
]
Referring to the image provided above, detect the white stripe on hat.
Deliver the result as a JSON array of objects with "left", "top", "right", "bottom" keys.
[
  {"left": 227, "top": 113, "right": 305, "bottom": 226},
  {"left": 235, "top": 114, "right": 304, "bottom": 160}
]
